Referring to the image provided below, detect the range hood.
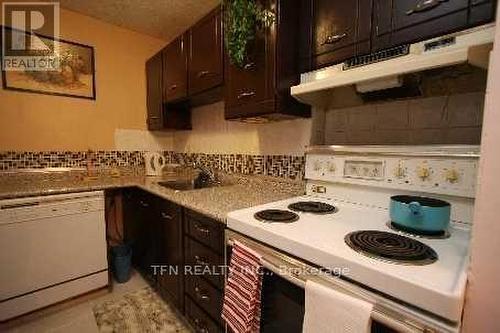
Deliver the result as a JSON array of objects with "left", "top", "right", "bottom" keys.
[{"left": 291, "top": 24, "right": 495, "bottom": 107}]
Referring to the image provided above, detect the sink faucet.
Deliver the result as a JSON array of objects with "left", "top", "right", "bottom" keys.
[{"left": 192, "top": 162, "right": 218, "bottom": 183}]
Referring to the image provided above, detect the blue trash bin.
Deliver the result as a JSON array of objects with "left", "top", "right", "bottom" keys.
[{"left": 111, "top": 244, "right": 132, "bottom": 283}]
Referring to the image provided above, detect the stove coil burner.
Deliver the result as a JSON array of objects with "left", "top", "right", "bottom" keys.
[
  {"left": 387, "top": 222, "right": 450, "bottom": 239},
  {"left": 254, "top": 209, "right": 299, "bottom": 223},
  {"left": 288, "top": 201, "right": 337, "bottom": 214},
  {"left": 345, "top": 230, "right": 438, "bottom": 265}
]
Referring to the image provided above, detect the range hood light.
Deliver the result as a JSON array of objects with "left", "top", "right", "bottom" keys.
[{"left": 355, "top": 76, "right": 403, "bottom": 93}]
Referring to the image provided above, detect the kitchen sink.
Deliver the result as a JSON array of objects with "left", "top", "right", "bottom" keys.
[{"left": 157, "top": 179, "right": 223, "bottom": 191}]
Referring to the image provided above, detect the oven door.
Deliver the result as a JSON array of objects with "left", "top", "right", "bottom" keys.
[
  {"left": 260, "top": 270, "right": 394, "bottom": 333},
  {"left": 261, "top": 267, "right": 305, "bottom": 332},
  {"left": 225, "top": 230, "right": 461, "bottom": 333}
]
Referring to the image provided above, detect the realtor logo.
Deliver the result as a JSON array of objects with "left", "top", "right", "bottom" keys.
[{"left": 2, "top": 2, "right": 60, "bottom": 71}]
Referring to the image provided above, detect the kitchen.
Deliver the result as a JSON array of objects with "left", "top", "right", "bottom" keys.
[{"left": 0, "top": 0, "right": 499, "bottom": 332}]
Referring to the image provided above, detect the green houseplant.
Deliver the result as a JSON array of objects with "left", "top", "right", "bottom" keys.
[{"left": 223, "top": 0, "right": 275, "bottom": 68}]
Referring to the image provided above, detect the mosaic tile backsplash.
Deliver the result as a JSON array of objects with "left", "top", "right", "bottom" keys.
[{"left": 0, "top": 151, "right": 306, "bottom": 180}]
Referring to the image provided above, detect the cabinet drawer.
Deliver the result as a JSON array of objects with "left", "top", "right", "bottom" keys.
[
  {"left": 186, "top": 210, "right": 224, "bottom": 254},
  {"left": 185, "top": 275, "right": 223, "bottom": 323},
  {"left": 185, "top": 296, "right": 223, "bottom": 333},
  {"left": 185, "top": 237, "right": 224, "bottom": 289}
]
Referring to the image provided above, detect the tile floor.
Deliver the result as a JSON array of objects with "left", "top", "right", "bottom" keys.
[{"left": 0, "top": 270, "right": 185, "bottom": 333}]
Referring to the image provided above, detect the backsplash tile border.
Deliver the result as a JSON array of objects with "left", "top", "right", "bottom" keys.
[
  {"left": 168, "top": 152, "right": 305, "bottom": 180},
  {"left": 0, "top": 151, "right": 145, "bottom": 170},
  {"left": 0, "top": 151, "right": 305, "bottom": 180}
]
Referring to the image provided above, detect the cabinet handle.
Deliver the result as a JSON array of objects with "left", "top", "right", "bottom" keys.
[
  {"left": 169, "top": 84, "right": 178, "bottom": 90},
  {"left": 194, "top": 223, "right": 210, "bottom": 235},
  {"left": 237, "top": 91, "right": 256, "bottom": 100},
  {"left": 161, "top": 212, "right": 173, "bottom": 220},
  {"left": 139, "top": 200, "right": 149, "bottom": 208},
  {"left": 194, "top": 286, "right": 210, "bottom": 301},
  {"left": 406, "top": 0, "right": 447, "bottom": 15},
  {"left": 148, "top": 116, "right": 160, "bottom": 120},
  {"left": 193, "top": 318, "right": 208, "bottom": 333},
  {"left": 243, "top": 62, "right": 255, "bottom": 70},
  {"left": 197, "top": 70, "right": 212, "bottom": 78},
  {"left": 194, "top": 255, "right": 209, "bottom": 266},
  {"left": 323, "top": 32, "right": 348, "bottom": 45}
]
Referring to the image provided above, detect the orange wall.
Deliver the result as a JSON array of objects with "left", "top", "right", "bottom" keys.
[{"left": 0, "top": 7, "right": 165, "bottom": 151}]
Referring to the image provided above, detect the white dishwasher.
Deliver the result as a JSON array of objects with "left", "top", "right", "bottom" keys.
[{"left": 0, "top": 191, "right": 108, "bottom": 321}]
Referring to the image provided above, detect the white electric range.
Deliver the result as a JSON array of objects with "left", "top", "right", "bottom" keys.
[{"left": 226, "top": 145, "right": 479, "bottom": 332}]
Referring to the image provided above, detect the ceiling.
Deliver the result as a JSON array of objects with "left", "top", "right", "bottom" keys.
[{"left": 58, "top": 0, "right": 221, "bottom": 41}]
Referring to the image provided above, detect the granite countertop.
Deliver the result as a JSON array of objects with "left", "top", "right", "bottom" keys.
[{"left": 0, "top": 169, "right": 305, "bottom": 223}]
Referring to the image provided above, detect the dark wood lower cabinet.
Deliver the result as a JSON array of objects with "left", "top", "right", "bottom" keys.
[
  {"left": 123, "top": 189, "right": 225, "bottom": 331},
  {"left": 123, "top": 189, "right": 158, "bottom": 282},
  {"left": 156, "top": 199, "right": 184, "bottom": 308},
  {"left": 183, "top": 210, "right": 225, "bottom": 331}
]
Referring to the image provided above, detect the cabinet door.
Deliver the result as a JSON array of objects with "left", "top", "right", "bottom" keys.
[
  {"left": 156, "top": 199, "right": 183, "bottom": 307},
  {"left": 189, "top": 8, "right": 223, "bottom": 96},
  {"left": 138, "top": 192, "right": 158, "bottom": 280},
  {"left": 123, "top": 189, "right": 154, "bottom": 277},
  {"left": 224, "top": 28, "right": 269, "bottom": 113},
  {"left": 163, "top": 33, "right": 189, "bottom": 102},
  {"left": 373, "top": 0, "right": 469, "bottom": 51},
  {"left": 145, "top": 52, "right": 163, "bottom": 130},
  {"left": 312, "top": 0, "right": 372, "bottom": 68}
]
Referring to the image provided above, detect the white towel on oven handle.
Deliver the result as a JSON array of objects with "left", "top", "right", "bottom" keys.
[{"left": 303, "top": 280, "right": 373, "bottom": 333}]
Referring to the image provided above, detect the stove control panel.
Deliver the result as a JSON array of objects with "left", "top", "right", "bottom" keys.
[{"left": 305, "top": 153, "right": 478, "bottom": 198}]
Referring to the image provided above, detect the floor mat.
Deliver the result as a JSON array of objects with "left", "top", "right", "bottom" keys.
[{"left": 92, "top": 287, "right": 190, "bottom": 333}]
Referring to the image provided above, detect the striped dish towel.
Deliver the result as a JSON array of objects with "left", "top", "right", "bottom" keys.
[{"left": 222, "top": 240, "right": 264, "bottom": 333}]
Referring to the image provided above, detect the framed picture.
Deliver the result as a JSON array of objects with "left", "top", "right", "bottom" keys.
[{"left": 1, "top": 27, "right": 96, "bottom": 100}]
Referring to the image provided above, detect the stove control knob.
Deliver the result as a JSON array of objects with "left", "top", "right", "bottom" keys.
[
  {"left": 313, "top": 161, "right": 322, "bottom": 172},
  {"left": 417, "top": 166, "right": 431, "bottom": 181},
  {"left": 327, "top": 161, "right": 336, "bottom": 173},
  {"left": 394, "top": 166, "right": 406, "bottom": 179},
  {"left": 445, "top": 169, "right": 459, "bottom": 184}
]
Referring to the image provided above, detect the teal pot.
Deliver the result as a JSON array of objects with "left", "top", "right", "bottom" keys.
[{"left": 390, "top": 195, "right": 451, "bottom": 233}]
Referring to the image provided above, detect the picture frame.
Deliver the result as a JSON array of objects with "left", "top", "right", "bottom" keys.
[{"left": 1, "top": 26, "right": 96, "bottom": 100}]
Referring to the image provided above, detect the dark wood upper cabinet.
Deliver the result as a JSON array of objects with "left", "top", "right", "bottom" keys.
[
  {"left": 304, "top": 0, "right": 497, "bottom": 69},
  {"left": 224, "top": 0, "right": 311, "bottom": 121},
  {"left": 146, "top": 51, "right": 163, "bottom": 130},
  {"left": 224, "top": 27, "right": 268, "bottom": 111},
  {"left": 373, "top": 0, "right": 497, "bottom": 51},
  {"left": 163, "top": 33, "right": 189, "bottom": 103},
  {"left": 189, "top": 8, "right": 223, "bottom": 96},
  {"left": 311, "top": 0, "right": 372, "bottom": 68}
]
